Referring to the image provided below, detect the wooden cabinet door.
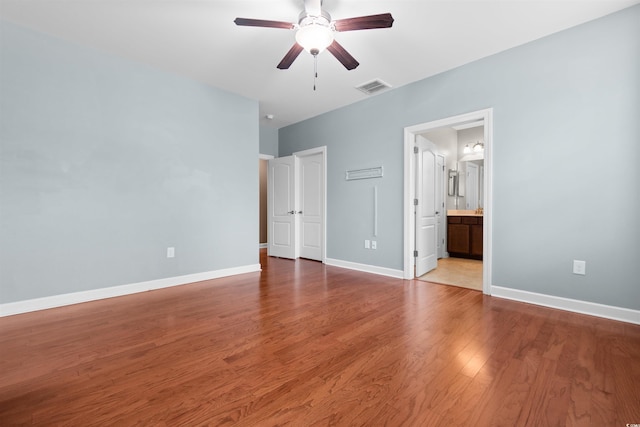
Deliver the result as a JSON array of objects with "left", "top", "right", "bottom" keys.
[
  {"left": 470, "top": 224, "right": 483, "bottom": 257},
  {"left": 448, "top": 224, "right": 470, "bottom": 254}
]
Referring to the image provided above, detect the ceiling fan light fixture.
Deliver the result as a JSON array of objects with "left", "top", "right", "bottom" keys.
[
  {"left": 235, "top": 7, "right": 393, "bottom": 71},
  {"left": 295, "top": 22, "right": 334, "bottom": 54},
  {"left": 295, "top": 11, "right": 334, "bottom": 54}
]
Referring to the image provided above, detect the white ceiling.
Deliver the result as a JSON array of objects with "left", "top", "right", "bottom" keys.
[{"left": 1, "top": 0, "right": 638, "bottom": 128}]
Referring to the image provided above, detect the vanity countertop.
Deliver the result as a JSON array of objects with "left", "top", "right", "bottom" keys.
[{"left": 447, "top": 209, "right": 483, "bottom": 217}]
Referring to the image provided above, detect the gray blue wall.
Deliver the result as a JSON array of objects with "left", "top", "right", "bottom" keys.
[
  {"left": 279, "top": 6, "right": 640, "bottom": 310},
  {"left": 259, "top": 125, "right": 278, "bottom": 157},
  {"left": 0, "top": 21, "right": 259, "bottom": 303}
]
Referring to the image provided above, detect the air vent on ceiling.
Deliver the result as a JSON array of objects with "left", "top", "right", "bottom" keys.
[{"left": 356, "top": 79, "right": 391, "bottom": 95}]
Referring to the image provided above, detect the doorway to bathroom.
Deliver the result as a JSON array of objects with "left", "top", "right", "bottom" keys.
[{"left": 403, "top": 109, "right": 493, "bottom": 295}]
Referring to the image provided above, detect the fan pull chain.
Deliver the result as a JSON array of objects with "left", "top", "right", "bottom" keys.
[{"left": 313, "top": 53, "right": 318, "bottom": 91}]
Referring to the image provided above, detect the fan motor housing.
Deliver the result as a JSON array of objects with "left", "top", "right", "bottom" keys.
[{"left": 298, "top": 10, "right": 333, "bottom": 30}]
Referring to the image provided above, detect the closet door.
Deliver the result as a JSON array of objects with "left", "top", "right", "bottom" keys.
[
  {"left": 298, "top": 152, "right": 323, "bottom": 261},
  {"left": 267, "top": 156, "right": 296, "bottom": 259}
]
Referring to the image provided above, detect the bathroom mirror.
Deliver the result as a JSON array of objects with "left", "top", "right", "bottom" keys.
[{"left": 448, "top": 169, "right": 458, "bottom": 196}]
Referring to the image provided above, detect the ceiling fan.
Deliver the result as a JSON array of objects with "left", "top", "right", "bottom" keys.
[{"left": 234, "top": 0, "right": 394, "bottom": 71}]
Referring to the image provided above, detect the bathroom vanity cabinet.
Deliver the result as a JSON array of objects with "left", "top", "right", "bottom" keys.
[{"left": 447, "top": 215, "right": 483, "bottom": 260}]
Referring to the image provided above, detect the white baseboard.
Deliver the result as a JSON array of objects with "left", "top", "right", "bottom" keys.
[
  {"left": 0, "top": 264, "right": 262, "bottom": 317},
  {"left": 325, "top": 258, "right": 404, "bottom": 279},
  {"left": 491, "top": 286, "right": 640, "bottom": 325}
]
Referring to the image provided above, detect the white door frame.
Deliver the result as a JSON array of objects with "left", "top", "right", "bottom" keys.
[
  {"left": 435, "top": 153, "right": 446, "bottom": 259},
  {"left": 403, "top": 109, "right": 493, "bottom": 295}
]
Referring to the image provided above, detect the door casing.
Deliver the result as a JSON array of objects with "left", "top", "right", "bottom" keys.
[{"left": 435, "top": 153, "right": 446, "bottom": 259}]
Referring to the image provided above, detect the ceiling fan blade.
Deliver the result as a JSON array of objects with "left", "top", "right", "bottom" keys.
[
  {"left": 234, "top": 18, "right": 295, "bottom": 29},
  {"left": 303, "top": 0, "right": 322, "bottom": 16},
  {"left": 334, "top": 13, "right": 394, "bottom": 32},
  {"left": 326, "top": 40, "right": 359, "bottom": 70},
  {"left": 277, "top": 43, "right": 304, "bottom": 69}
]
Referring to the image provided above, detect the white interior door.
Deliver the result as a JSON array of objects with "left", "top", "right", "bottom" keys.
[
  {"left": 298, "top": 152, "right": 323, "bottom": 261},
  {"left": 415, "top": 137, "right": 438, "bottom": 277},
  {"left": 267, "top": 156, "right": 296, "bottom": 259}
]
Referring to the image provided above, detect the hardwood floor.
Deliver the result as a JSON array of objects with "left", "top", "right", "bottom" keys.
[{"left": 1, "top": 251, "right": 639, "bottom": 426}]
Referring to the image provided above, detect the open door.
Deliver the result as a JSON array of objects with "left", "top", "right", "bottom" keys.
[
  {"left": 298, "top": 152, "right": 324, "bottom": 261},
  {"left": 415, "top": 137, "right": 438, "bottom": 276},
  {"left": 267, "top": 156, "right": 297, "bottom": 259}
]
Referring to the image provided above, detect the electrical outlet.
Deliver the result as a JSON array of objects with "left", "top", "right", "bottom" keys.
[
  {"left": 573, "top": 260, "right": 585, "bottom": 275},
  {"left": 167, "top": 247, "right": 175, "bottom": 258},
  {"left": 371, "top": 241, "right": 377, "bottom": 250},
  {"left": 364, "top": 240, "right": 370, "bottom": 249}
]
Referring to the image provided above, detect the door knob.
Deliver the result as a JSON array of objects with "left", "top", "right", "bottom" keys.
[
  {"left": 298, "top": 211, "right": 303, "bottom": 214},
  {"left": 288, "top": 210, "right": 295, "bottom": 214}
]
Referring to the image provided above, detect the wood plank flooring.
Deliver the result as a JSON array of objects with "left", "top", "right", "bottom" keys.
[{"left": 1, "top": 251, "right": 639, "bottom": 426}]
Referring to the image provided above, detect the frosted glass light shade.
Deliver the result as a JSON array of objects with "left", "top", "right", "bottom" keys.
[{"left": 295, "top": 24, "right": 334, "bottom": 54}]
